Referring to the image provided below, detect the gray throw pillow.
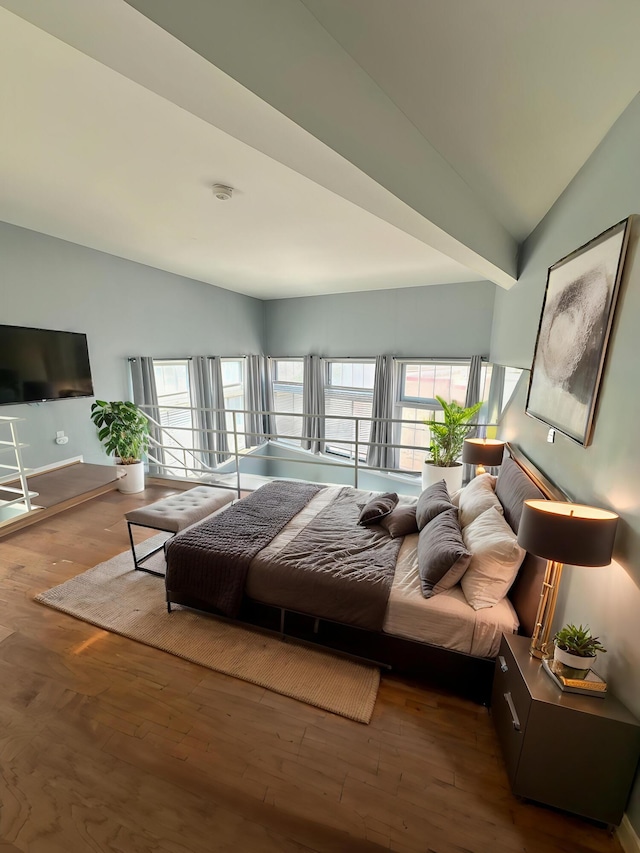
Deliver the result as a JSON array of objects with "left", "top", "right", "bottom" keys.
[
  {"left": 416, "top": 479, "right": 453, "bottom": 530},
  {"left": 380, "top": 505, "right": 418, "bottom": 538},
  {"left": 358, "top": 492, "right": 399, "bottom": 526},
  {"left": 418, "top": 507, "right": 471, "bottom": 598}
]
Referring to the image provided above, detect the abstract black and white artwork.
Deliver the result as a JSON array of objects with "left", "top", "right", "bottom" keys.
[{"left": 526, "top": 218, "right": 631, "bottom": 445}]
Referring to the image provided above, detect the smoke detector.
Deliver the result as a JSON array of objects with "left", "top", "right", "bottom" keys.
[{"left": 212, "top": 184, "right": 233, "bottom": 201}]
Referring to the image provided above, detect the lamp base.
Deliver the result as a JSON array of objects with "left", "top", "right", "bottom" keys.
[{"left": 528, "top": 560, "right": 564, "bottom": 662}]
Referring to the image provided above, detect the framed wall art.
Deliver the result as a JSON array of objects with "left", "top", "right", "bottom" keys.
[{"left": 526, "top": 216, "right": 632, "bottom": 445}]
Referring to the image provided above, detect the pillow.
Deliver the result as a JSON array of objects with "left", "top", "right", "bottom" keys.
[
  {"left": 449, "top": 488, "right": 463, "bottom": 507},
  {"left": 380, "top": 505, "right": 418, "bottom": 538},
  {"left": 418, "top": 507, "right": 471, "bottom": 598},
  {"left": 358, "top": 492, "right": 399, "bottom": 526},
  {"left": 458, "top": 473, "right": 502, "bottom": 528},
  {"left": 461, "top": 506, "right": 526, "bottom": 610},
  {"left": 416, "top": 480, "right": 453, "bottom": 530}
]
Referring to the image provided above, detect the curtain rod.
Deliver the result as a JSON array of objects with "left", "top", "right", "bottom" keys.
[
  {"left": 128, "top": 355, "right": 488, "bottom": 362},
  {"left": 128, "top": 357, "right": 193, "bottom": 362},
  {"left": 269, "top": 356, "right": 487, "bottom": 361}
]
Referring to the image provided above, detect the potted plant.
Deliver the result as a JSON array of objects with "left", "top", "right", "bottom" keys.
[
  {"left": 90, "top": 400, "right": 149, "bottom": 494},
  {"left": 553, "top": 623, "right": 607, "bottom": 680},
  {"left": 422, "top": 396, "right": 483, "bottom": 492}
]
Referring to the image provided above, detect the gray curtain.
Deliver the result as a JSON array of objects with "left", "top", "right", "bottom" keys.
[
  {"left": 245, "top": 355, "right": 275, "bottom": 447},
  {"left": 263, "top": 357, "right": 275, "bottom": 439},
  {"left": 191, "top": 355, "right": 229, "bottom": 468},
  {"left": 302, "top": 355, "right": 325, "bottom": 453},
  {"left": 367, "top": 355, "right": 397, "bottom": 470},
  {"left": 486, "top": 363, "right": 506, "bottom": 429},
  {"left": 192, "top": 357, "right": 218, "bottom": 470},
  {"left": 129, "top": 356, "right": 164, "bottom": 473},
  {"left": 210, "top": 357, "right": 230, "bottom": 465},
  {"left": 463, "top": 355, "right": 483, "bottom": 484}
]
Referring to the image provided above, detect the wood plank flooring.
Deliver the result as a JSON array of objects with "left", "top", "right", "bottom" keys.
[{"left": 0, "top": 487, "right": 624, "bottom": 853}]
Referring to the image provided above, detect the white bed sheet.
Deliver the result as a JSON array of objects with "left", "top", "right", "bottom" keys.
[{"left": 382, "top": 532, "right": 519, "bottom": 658}]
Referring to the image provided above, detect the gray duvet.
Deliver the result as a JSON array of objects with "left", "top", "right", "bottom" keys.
[
  {"left": 247, "top": 486, "right": 402, "bottom": 630},
  {"left": 165, "top": 480, "right": 323, "bottom": 618}
]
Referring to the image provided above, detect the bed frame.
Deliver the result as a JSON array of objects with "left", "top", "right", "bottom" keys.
[{"left": 168, "top": 443, "right": 564, "bottom": 704}]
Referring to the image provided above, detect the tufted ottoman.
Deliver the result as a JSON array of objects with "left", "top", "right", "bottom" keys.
[{"left": 124, "top": 486, "right": 234, "bottom": 575}]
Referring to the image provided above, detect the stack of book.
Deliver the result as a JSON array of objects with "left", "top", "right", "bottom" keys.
[{"left": 542, "top": 658, "right": 607, "bottom": 697}]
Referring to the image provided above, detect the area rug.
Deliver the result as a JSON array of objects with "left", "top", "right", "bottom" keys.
[{"left": 34, "top": 542, "right": 380, "bottom": 724}]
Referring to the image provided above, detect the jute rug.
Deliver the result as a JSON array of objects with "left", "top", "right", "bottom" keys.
[{"left": 34, "top": 542, "right": 380, "bottom": 724}]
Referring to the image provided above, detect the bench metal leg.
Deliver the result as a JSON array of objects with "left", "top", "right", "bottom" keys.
[{"left": 127, "top": 521, "right": 171, "bottom": 577}]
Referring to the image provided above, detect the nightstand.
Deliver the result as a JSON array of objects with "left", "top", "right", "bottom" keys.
[{"left": 492, "top": 633, "right": 640, "bottom": 826}]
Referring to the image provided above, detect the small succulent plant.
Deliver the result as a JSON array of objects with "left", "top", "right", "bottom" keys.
[{"left": 554, "top": 624, "right": 607, "bottom": 658}]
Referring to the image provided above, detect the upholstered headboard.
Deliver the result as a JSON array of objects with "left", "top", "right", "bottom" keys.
[{"left": 495, "top": 447, "right": 565, "bottom": 638}]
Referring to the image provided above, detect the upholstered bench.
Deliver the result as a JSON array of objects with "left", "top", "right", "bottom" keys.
[{"left": 125, "top": 486, "right": 234, "bottom": 575}]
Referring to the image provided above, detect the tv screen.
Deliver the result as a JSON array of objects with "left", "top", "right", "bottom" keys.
[{"left": 0, "top": 324, "right": 94, "bottom": 405}]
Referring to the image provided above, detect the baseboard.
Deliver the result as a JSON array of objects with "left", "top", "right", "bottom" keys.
[
  {"left": 26, "top": 455, "right": 84, "bottom": 476},
  {"left": 0, "top": 456, "right": 84, "bottom": 488},
  {"left": 618, "top": 815, "right": 640, "bottom": 853}
]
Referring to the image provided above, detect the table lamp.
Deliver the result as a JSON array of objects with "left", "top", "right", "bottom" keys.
[
  {"left": 462, "top": 438, "right": 505, "bottom": 476},
  {"left": 517, "top": 499, "right": 619, "bottom": 659}
]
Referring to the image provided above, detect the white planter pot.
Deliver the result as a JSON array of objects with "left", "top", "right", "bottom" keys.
[
  {"left": 421, "top": 462, "right": 463, "bottom": 494},
  {"left": 116, "top": 460, "right": 145, "bottom": 494},
  {"left": 553, "top": 644, "right": 595, "bottom": 679}
]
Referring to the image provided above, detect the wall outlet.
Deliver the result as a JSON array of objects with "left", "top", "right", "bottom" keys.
[{"left": 55, "top": 432, "right": 69, "bottom": 445}]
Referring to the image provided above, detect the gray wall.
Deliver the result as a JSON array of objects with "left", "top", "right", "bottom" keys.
[
  {"left": 491, "top": 92, "right": 640, "bottom": 831},
  {"left": 265, "top": 281, "right": 495, "bottom": 357},
  {"left": 1, "top": 222, "right": 264, "bottom": 470}
]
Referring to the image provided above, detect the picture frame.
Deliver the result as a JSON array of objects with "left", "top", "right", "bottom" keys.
[{"left": 526, "top": 217, "right": 632, "bottom": 446}]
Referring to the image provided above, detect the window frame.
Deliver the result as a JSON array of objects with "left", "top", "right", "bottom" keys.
[
  {"left": 393, "top": 358, "right": 489, "bottom": 474},
  {"left": 220, "top": 357, "right": 246, "bottom": 451},
  {"left": 323, "top": 358, "right": 375, "bottom": 462},
  {"left": 271, "top": 357, "right": 305, "bottom": 446}
]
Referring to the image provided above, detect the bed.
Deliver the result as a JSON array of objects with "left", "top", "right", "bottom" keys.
[{"left": 165, "top": 445, "right": 556, "bottom": 703}]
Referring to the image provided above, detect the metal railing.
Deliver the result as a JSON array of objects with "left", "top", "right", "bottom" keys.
[
  {"left": 0, "top": 416, "right": 38, "bottom": 516},
  {"left": 139, "top": 404, "right": 495, "bottom": 497}
]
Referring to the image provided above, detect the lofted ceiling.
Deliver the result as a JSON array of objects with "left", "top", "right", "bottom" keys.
[{"left": 1, "top": 0, "right": 639, "bottom": 300}]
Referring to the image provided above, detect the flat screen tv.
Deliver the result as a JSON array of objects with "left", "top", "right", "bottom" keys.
[{"left": 0, "top": 324, "right": 94, "bottom": 405}]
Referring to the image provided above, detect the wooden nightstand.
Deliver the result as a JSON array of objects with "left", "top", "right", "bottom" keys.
[{"left": 492, "top": 633, "right": 640, "bottom": 826}]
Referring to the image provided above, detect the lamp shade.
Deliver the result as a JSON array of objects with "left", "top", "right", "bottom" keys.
[
  {"left": 517, "top": 500, "right": 618, "bottom": 567},
  {"left": 462, "top": 438, "right": 505, "bottom": 468}
]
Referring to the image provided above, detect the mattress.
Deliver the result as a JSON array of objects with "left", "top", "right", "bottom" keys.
[{"left": 382, "top": 532, "right": 519, "bottom": 658}]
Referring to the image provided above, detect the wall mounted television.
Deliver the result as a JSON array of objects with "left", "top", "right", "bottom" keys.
[{"left": 0, "top": 324, "right": 94, "bottom": 405}]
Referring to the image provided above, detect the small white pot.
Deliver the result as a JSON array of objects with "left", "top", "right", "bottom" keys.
[
  {"left": 421, "top": 462, "right": 463, "bottom": 494},
  {"left": 116, "top": 459, "right": 145, "bottom": 494},
  {"left": 553, "top": 644, "right": 595, "bottom": 679}
]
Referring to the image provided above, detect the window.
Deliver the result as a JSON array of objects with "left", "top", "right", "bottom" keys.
[
  {"left": 396, "top": 360, "right": 491, "bottom": 472},
  {"left": 152, "top": 359, "right": 194, "bottom": 475},
  {"left": 324, "top": 361, "right": 375, "bottom": 460},
  {"left": 221, "top": 358, "right": 246, "bottom": 452},
  {"left": 272, "top": 359, "right": 304, "bottom": 446}
]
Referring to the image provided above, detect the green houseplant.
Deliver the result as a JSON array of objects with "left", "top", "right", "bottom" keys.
[
  {"left": 553, "top": 624, "right": 607, "bottom": 679},
  {"left": 421, "top": 396, "right": 483, "bottom": 491},
  {"left": 90, "top": 400, "right": 149, "bottom": 494}
]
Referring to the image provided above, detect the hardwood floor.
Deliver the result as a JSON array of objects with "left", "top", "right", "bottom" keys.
[{"left": 0, "top": 487, "right": 624, "bottom": 853}]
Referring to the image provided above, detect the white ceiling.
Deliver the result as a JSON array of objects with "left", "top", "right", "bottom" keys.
[{"left": 1, "top": 0, "right": 639, "bottom": 299}]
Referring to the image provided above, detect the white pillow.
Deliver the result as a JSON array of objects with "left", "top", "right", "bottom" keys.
[
  {"left": 461, "top": 506, "right": 525, "bottom": 610},
  {"left": 458, "top": 473, "right": 502, "bottom": 528},
  {"left": 449, "top": 488, "right": 462, "bottom": 507}
]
